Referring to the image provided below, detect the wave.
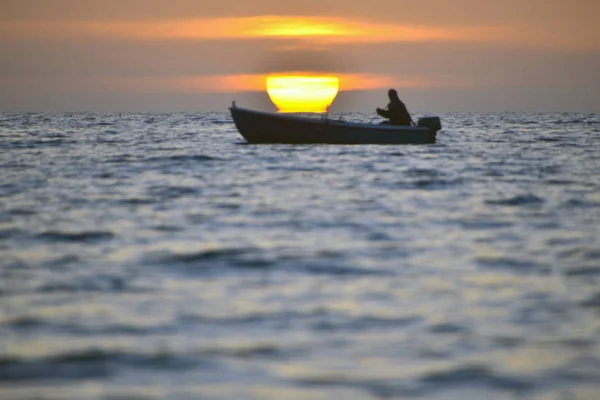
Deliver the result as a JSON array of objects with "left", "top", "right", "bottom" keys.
[
  {"left": 485, "top": 194, "right": 544, "bottom": 206},
  {"left": 428, "top": 322, "right": 468, "bottom": 334},
  {"left": 146, "top": 185, "right": 202, "bottom": 199},
  {"left": 564, "top": 266, "right": 600, "bottom": 277},
  {"left": 146, "top": 154, "right": 222, "bottom": 163},
  {"left": 311, "top": 315, "right": 420, "bottom": 332},
  {"left": 151, "top": 246, "right": 393, "bottom": 276},
  {"left": 0, "top": 349, "right": 201, "bottom": 382},
  {"left": 580, "top": 293, "right": 600, "bottom": 308},
  {"left": 289, "top": 363, "right": 534, "bottom": 397},
  {"left": 303, "top": 264, "right": 392, "bottom": 276},
  {"left": 420, "top": 364, "right": 533, "bottom": 392},
  {"left": 153, "top": 247, "right": 276, "bottom": 271},
  {"left": 476, "top": 256, "right": 543, "bottom": 272},
  {"left": 4, "top": 317, "right": 172, "bottom": 336},
  {"left": 37, "top": 230, "right": 114, "bottom": 243}
]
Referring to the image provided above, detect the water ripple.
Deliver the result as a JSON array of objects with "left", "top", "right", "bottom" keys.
[
  {"left": 37, "top": 230, "right": 114, "bottom": 243},
  {"left": 0, "top": 111, "right": 599, "bottom": 398}
]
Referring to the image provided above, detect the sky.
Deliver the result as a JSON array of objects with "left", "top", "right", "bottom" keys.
[{"left": 1, "top": 0, "right": 599, "bottom": 112}]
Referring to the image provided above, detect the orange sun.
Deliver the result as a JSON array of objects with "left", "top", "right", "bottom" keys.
[{"left": 266, "top": 75, "right": 340, "bottom": 113}]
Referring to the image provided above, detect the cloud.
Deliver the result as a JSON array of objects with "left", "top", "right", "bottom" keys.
[
  {"left": 97, "top": 73, "right": 414, "bottom": 93},
  {"left": 0, "top": 71, "right": 469, "bottom": 95},
  {"left": 4, "top": 13, "right": 597, "bottom": 52},
  {"left": 1, "top": 15, "right": 524, "bottom": 46}
]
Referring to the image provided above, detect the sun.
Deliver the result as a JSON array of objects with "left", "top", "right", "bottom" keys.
[{"left": 266, "top": 75, "right": 340, "bottom": 113}]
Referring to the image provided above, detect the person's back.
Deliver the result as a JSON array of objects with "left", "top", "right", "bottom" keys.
[
  {"left": 387, "top": 98, "right": 412, "bottom": 126},
  {"left": 376, "top": 89, "right": 413, "bottom": 126}
]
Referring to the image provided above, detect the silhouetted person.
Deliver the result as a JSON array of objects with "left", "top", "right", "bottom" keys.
[{"left": 376, "top": 89, "right": 413, "bottom": 126}]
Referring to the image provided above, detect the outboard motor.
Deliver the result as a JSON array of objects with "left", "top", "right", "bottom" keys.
[{"left": 417, "top": 116, "right": 442, "bottom": 133}]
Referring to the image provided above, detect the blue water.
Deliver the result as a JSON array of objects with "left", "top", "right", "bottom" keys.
[{"left": 1, "top": 111, "right": 599, "bottom": 399}]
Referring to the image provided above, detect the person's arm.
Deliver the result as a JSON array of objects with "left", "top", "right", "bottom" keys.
[{"left": 376, "top": 107, "right": 389, "bottom": 118}]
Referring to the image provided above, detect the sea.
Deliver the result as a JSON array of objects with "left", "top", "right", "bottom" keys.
[{"left": 0, "top": 111, "right": 599, "bottom": 400}]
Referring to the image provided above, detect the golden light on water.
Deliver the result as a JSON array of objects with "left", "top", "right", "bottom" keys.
[{"left": 266, "top": 75, "right": 340, "bottom": 113}]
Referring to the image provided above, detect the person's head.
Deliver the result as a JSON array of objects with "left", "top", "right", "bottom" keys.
[{"left": 388, "top": 89, "right": 399, "bottom": 101}]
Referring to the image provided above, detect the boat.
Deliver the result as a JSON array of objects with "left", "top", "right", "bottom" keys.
[{"left": 229, "top": 102, "right": 442, "bottom": 145}]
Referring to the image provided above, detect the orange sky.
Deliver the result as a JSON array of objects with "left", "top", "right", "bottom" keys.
[{"left": 1, "top": 0, "right": 599, "bottom": 112}]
